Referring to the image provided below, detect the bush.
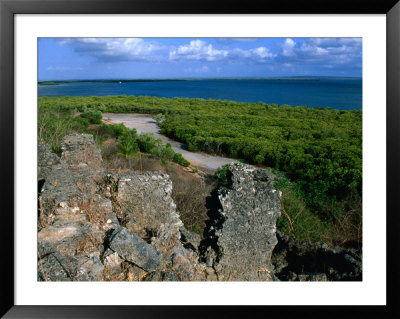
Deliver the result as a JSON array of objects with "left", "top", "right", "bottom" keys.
[
  {"left": 72, "top": 116, "right": 90, "bottom": 129},
  {"left": 274, "top": 174, "right": 332, "bottom": 242},
  {"left": 137, "top": 133, "right": 162, "bottom": 153},
  {"left": 117, "top": 132, "right": 139, "bottom": 158},
  {"left": 254, "top": 154, "right": 264, "bottom": 164},
  {"left": 215, "top": 164, "right": 230, "bottom": 186},
  {"left": 153, "top": 113, "right": 165, "bottom": 125},
  {"left": 159, "top": 144, "right": 175, "bottom": 162},
  {"left": 173, "top": 153, "right": 190, "bottom": 167},
  {"left": 80, "top": 110, "right": 102, "bottom": 124},
  {"left": 108, "top": 123, "right": 127, "bottom": 137}
]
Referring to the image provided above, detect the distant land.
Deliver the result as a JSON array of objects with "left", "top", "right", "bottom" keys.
[{"left": 38, "top": 76, "right": 361, "bottom": 85}]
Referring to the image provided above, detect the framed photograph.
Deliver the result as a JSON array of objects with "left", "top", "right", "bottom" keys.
[{"left": 1, "top": 0, "right": 399, "bottom": 318}]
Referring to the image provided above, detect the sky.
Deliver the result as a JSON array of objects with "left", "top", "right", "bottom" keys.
[{"left": 38, "top": 37, "right": 362, "bottom": 80}]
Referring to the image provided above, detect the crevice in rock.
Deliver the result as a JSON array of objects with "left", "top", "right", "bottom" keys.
[
  {"left": 112, "top": 179, "right": 119, "bottom": 193},
  {"left": 103, "top": 229, "right": 149, "bottom": 277},
  {"left": 106, "top": 176, "right": 129, "bottom": 228},
  {"left": 182, "top": 242, "right": 196, "bottom": 252},
  {"left": 198, "top": 187, "right": 225, "bottom": 263},
  {"left": 143, "top": 228, "right": 157, "bottom": 244},
  {"left": 51, "top": 253, "right": 73, "bottom": 280},
  {"left": 37, "top": 179, "right": 46, "bottom": 231},
  {"left": 38, "top": 179, "right": 45, "bottom": 194},
  {"left": 121, "top": 259, "right": 148, "bottom": 276}
]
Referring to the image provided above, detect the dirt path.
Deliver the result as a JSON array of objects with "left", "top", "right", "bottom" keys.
[{"left": 102, "top": 113, "right": 236, "bottom": 172}]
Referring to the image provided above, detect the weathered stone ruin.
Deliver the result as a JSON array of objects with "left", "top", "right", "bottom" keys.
[
  {"left": 200, "top": 163, "right": 281, "bottom": 281},
  {"left": 37, "top": 133, "right": 206, "bottom": 281},
  {"left": 37, "top": 133, "right": 361, "bottom": 281}
]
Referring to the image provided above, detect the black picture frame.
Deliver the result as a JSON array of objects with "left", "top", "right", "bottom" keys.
[{"left": 1, "top": 0, "right": 399, "bottom": 318}]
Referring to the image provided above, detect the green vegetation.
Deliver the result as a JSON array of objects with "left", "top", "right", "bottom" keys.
[
  {"left": 273, "top": 172, "right": 332, "bottom": 242},
  {"left": 215, "top": 164, "right": 231, "bottom": 186},
  {"left": 79, "top": 110, "right": 103, "bottom": 124},
  {"left": 273, "top": 172, "right": 361, "bottom": 246},
  {"left": 38, "top": 97, "right": 190, "bottom": 167},
  {"left": 117, "top": 131, "right": 139, "bottom": 158},
  {"left": 153, "top": 113, "right": 165, "bottom": 125},
  {"left": 38, "top": 81, "right": 60, "bottom": 85},
  {"left": 38, "top": 95, "right": 362, "bottom": 246}
]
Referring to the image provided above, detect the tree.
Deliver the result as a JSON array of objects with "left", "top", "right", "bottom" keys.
[{"left": 117, "top": 132, "right": 139, "bottom": 158}]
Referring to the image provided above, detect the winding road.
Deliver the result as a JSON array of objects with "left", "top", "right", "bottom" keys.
[{"left": 102, "top": 113, "right": 236, "bottom": 172}]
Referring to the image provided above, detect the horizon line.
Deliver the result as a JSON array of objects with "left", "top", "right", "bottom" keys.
[{"left": 38, "top": 75, "right": 362, "bottom": 82}]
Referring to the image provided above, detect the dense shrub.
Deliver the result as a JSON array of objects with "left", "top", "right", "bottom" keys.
[
  {"left": 117, "top": 132, "right": 139, "bottom": 158},
  {"left": 173, "top": 153, "right": 190, "bottom": 167},
  {"left": 214, "top": 164, "right": 230, "bottom": 186},
  {"left": 80, "top": 110, "right": 102, "bottom": 124},
  {"left": 72, "top": 116, "right": 90, "bottom": 129},
  {"left": 137, "top": 133, "right": 162, "bottom": 153}
]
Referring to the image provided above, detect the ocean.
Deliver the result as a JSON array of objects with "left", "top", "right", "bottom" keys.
[{"left": 38, "top": 78, "right": 362, "bottom": 110}]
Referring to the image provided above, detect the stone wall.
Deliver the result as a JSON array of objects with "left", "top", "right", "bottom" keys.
[
  {"left": 37, "top": 133, "right": 205, "bottom": 281},
  {"left": 200, "top": 163, "right": 281, "bottom": 281}
]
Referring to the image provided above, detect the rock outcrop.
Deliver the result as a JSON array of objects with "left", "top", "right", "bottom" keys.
[
  {"left": 37, "top": 133, "right": 206, "bottom": 281},
  {"left": 38, "top": 134, "right": 109, "bottom": 281},
  {"left": 38, "top": 143, "right": 60, "bottom": 181},
  {"left": 200, "top": 163, "right": 281, "bottom": 281},
  {"left": 272, "top": 230, "right": 362, "bottom": 281}
]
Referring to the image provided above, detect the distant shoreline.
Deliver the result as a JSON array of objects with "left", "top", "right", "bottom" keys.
[
  {"left": 38, "top": 81, "right": 60, "bottom": 86},
  {"left": 38, "top": 76, "right": 362, "bottom": 85}
]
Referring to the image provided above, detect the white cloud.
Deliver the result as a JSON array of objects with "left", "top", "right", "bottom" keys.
[
  {"left": 307, "top": 38, "right": 361, "bottom": 49},
  {"left": 298, "top": 38, "right": 362, "bottom": 59},
  {"left": 59, "top": 38, "right": 166, "bottom": 62},
  {"left": 298, "top": 44, "right": 329, "bottom": 57},
  {"left": 278, "top": 37, "right": 362, "bottom": 66},
  {"left": 170, "top": 40, "right": 275, "bottom": 63},
  {"left": 282, "top": 38, "right": 296, "bottom": 56},
  {"left": 55, "top": 37, "right": 362, "bottom": 72},
  {"left": 250, "top": 47, "right": 276, "bottom": 59},
  {"left": 169, "top": 40, "right": 228, "bottom": 62}
]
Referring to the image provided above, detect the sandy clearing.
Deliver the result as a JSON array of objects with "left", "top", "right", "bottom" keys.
[{"left": 102, "top": 113, "right": 236, "bottom": 172}]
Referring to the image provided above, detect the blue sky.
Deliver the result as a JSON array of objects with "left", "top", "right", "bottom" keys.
[{"left": 38, "top": 38, "right": 362, "bottom": 80}]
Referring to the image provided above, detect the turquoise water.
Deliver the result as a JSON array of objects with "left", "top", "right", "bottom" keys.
[{"left": 38, "top": 78, "right": 362, "bottom": 110}]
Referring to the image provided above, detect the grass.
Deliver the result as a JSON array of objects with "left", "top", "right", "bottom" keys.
[{"left": 274, "top": 173, "right": 362, "bottom": 247}]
